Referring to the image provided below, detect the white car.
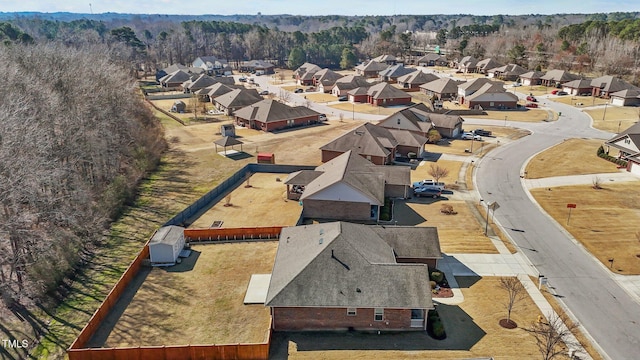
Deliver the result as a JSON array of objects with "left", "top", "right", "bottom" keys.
[
  {"left": 461, "top": 132, "right": 481, "bottom": 141},
  {"left": 413, "top": 180, "right": 445, "bottom": 191}
]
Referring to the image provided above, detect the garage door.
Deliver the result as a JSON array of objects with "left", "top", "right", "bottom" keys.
[
  {"left": 611, "top": 98, "right": 625, "bottom": 106},
  {"left": 451, "top": 127, "right": 460, "bottom": 138},
  {"left": 630, "top": 161, "right": 640, "bottom": 176}
]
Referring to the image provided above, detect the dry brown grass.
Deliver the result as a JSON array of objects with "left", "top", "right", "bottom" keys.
[
  {"left": 585, "top": 106, "right": 640, "bottom": 133},
  {"left": 523, "top": 86, "right": 555, "bottom": 96},
  {"left": 474, "top": 204, "right": 518, "bottom": 254},
  {"left": 531, "top": 182, "right": 640, "bottom": 274},
  {"left": 190, "top": 173, "right": 302, "bottom": 228},
  {"left": 465, "top": 162, "right": 475, "bottom": 190},
  {"left": 403, "top": 200, "right": 498, "bottom": 254},
  {"left": 104, "top": 242, "right": 277, "bottom": 346},
  {"left": 551, "top": 95, "right": 610, "bottom": 108},
  {"left": 328, "top": 102, "right": 407, "bottom": 116},
  {"left": 470, "top": 126, "right": 531, "bottom": 140},
  {"left": 425, "top": 138, "right": 485, "bottom": 156},
  {"left": 525, "top": 139, "right": 620, "bottom": 179},
  {"left": 411, "top": 160, "right": 463, "bottom": 185},
  {"left": 286, "top": 277, "right": 551, "bottom": 360},
  {"left": 304, "top": 92, "right": 339, "bottom": 103},
  {"left": 534, "top": 276, "right": 605, "bottom": 360},
  {"left": 466, "top": 109, "right": 551, "bottom": 122}
]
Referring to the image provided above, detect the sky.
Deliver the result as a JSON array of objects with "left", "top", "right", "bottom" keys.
[{"left": 1, "top": 0, "right": 639, "bottom": 16}]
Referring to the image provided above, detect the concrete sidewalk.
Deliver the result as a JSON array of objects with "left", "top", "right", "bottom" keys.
[{"left": 523, "top": 171, "right": 639, "bottom": 189}]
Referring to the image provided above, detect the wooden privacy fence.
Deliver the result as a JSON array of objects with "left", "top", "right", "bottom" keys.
[
  {"left": 185, "top": 226, "right": 283, "bottom": 243},
  {"left": 68, "top": 236, "right": 152, "bottom": 351}
]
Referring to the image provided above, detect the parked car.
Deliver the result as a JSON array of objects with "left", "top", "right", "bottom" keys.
[
  {"left": 525, "top": 102, "right": 538, "bottom": 108},
  {"left": 413, "top": 180, "right": 445, "bottom": 191},
  {"left": 473, "top": 129, "right": 492, "bottom": 136},
  {"left": 413, "top": 187, "right": 442, "bottom": 198},
  {"left": 557, "top": 91, "right": 568, "bottom": 96},
  {"left": 294, "top": 88, "right": 304, "bottom": 93},
  {"left": 238, "top": 77, "right": 247, "bottom": 82},
  {"left": 512, "top": 82, "right": 522, "bottom": 87},
  {"left": 318, "top": 114, "right": 327, "bottom": 121},
  {"left": 461, "top": 132, "right": 481, "bottom": 141},
  {"left": 259, "top": 90, "right": 269, "bottom": 95},
  {"left": 551, "top": 89, "right": 559, "bottom": 95},
  {"left": 526, "top": 95, "right": 537, "bottom": 102},
  {"left": 306, "top": 87, "right": 315, "bottom": 92},
  {"left": 338, "top": 96, "right": 348, "bottom": 101}
]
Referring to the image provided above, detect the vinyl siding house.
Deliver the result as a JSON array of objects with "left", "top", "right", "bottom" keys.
[
  {"left": 287, "top": 151, "right": 411, "bottom": 221},
  {"left": 266, "top": 222, "right": 439, "bottom": 332},
  {"left": 233, "top": 99, "right": 321, "bottom": 132},
  {"left": 604, "top": 122, "right": 640, "bottom": 175}
]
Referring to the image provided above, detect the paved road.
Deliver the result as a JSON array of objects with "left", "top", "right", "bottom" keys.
[{"left": 470, "top": 102, "right": 640, "bottom": 360}]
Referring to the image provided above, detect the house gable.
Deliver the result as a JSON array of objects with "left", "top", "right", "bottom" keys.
[{"left": 303, "top": 181, "right": 381, "bottom": 205}]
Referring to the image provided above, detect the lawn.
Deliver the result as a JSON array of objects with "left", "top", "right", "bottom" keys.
[
  {"left": 100, "top": 242, "right": 277, "bottom": 346},
  {"left": 189, "top": 173, "right": 303, "bottom": 228},
  {"left": 585, "top": 105, "right": 640, "bottom": 133},
  {"left": 282, "top": 277, "right": 549, "bottom": 360},
  {"left": 525, "top": 138, "right": 620, "bottom": 179},
  {"left": 550, "top": 95, "right": 610, "bottom": 107},
  {"left": 465, "top": 109, "right": 552, "bottom": 122},
  {"left": 531, "top": 182, "right": 640, "bottom": 275},
  {"left": 304, "top": 92, "right": 339, "bottom": 103},
  {"left": 412, "top": 160, "right": 463, "bottom": 185},
  {"left": 328, "top": 102, "right": 408, "bottom": 116},
  {"left": 425, "top": 138, "right": 489, "bottom": 156}
]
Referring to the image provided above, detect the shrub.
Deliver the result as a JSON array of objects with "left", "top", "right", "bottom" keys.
[
  {"left": 430, "top": 280, "right": 437, "bottom": 289},
  {"left": 430, "top": 271, "right": 444, "bottom": 283}
]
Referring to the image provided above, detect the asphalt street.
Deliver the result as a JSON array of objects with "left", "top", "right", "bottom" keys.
[{"left": 470, "top": 99, "right": 640, "bottom": 360}]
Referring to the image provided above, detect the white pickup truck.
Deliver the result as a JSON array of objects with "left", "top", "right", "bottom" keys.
[{"left": 412, "top": 179, "right": 445, "bottom": 191}]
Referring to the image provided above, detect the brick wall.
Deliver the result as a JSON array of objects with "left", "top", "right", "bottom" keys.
[
  {"left": 303, "top": 199, "right": 371, "bottom": 221},
  {"left": 272, "top": 307, "right": 416, "bottom": 331}
]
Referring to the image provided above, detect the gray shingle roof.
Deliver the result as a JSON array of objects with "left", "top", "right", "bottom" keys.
[
  {"left": 150, "top": 225, "right": 184, "bottom": 246},
  {"left": 541, "top": 70, "right": 579, "bottom": 82},
  {"left": 371, "top": 226, "right": 441, "bottom": 259},
  {"left": 233, "top": 99, "right": 320, "bottom": 123},
  {"left": 378, "top": 64, "right": 417, "bottom": 78},
  {"left": 420, "top": 78, "right": 463, "bottom": 94},
  {"left": 366, "top": 82, "right": 411, "bottom": 100},
  {"left": 214, "top": 88, "right": 262, "bottom": 109},
  {"left": 321, "top": 123, "right": 398, "bottom": 158},
  {"left": 265, "top": 222, "right": 434, "bottom": 308},
  {"left": 355, "top": 60, "right": 389, "bottom": 72},
  {"left": 396, "top": 71, "right": 439, "bottom": 85},
  {"left": 284, "top": 170, "right": 324, "bottom": 185},
  {"left": 590, "top": 75, "right": 636, "bottom": 93}
]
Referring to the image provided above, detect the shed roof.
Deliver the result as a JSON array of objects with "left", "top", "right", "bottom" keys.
[{"left": 150, "top": 226, "right": 184, "bottom": 246}]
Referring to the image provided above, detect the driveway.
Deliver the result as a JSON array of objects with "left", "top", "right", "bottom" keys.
[{"left": 471, "top": 102, "right": 640, "bottom": 360}]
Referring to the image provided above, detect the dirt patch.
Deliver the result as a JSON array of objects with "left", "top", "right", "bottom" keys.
[
  {"left": 499, "top": 318, "right": 518, "bottom": 329},
  {"left": 531, "top": 182, "right": 640, "bottom": 274}
]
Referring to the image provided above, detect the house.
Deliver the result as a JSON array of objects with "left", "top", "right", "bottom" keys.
[
  {"left": 285, "top": 151, "right": 411, "bottom": 220},
  {"left": 590, "top": 76, "right": 637, "bottom": 98},
  {"left": 396, "top": 71, "right": 439, "bottom": 89},
  {"left": 265, "top": 221, "right": 438, "bottom": 331},
  {"left": 561, "top": 79, "right": 593, "bottom": 96},
  {"left": 540, "top": 70, "right": 579, "bottom": 87},
  {"left": 182, "top": 74, "right": 234, "bottom": 93},
  {"left": 610, "top": 88, "right": 640, "bottom": 106},
  {"left": 321, "top": 123, "right": 398, "bottom": 165},
  {"left": 294, "top": 62, "right": 322, "bottom": 86},
  {"left": 420, "top": 78, "right": 464, "bottom": 100},
  {"left": 355, "top": 60, "right": 389, "bottom": 78},
  {"left": 466, "top": 83, "right": 519, "bottom": 110},
  {"left": 457, "top": 78, "right": 503, "bottom": 105},
  {"left": 457, "top": 56, "right": 478, "bottom": 73},
  {"left": 239, "top": 60, "right": 275, "bottom": 74},
  {"left": 156, "top": 63, "right": 187, "bottom": 82},
  {"left": 430, "top": 112, "right": 465, "bottom": 138},
  {"left": 604, "top": 122, "right": 640, "bottom": 175},
  {"left": 488, "top": 64, "right": 527, "bottom": 81},
  {"left": 417, "top": 53, "right": 447, "bottom": 67},
  {"left": 233, "top": 99, "right": 321, "bottom": 132},
  {"left": 476, "top": 58, "right": 503, "bottom": 74},
  {"left": 201, "top": 83, "right": 238, "bottom": 103},
  {"left": 347, "top": 86, "right": 370, "bottom": 103},
  {"left": 378, "top": 64, "right": 416, "bottom": 83},
  {"left": 192, "top": 56, "right": 232, "bottom": 76},
  {"left": 159, "top": 70, "right": 191, "bottom": 88},
  {"left": 214, "top": 88, "right": 262, "bottom": 115},
  {"left": 386, "top": 129, "right": 428, "bottom": 157},
  {"left": 379, "top": 103, "right": 464, "bottom": 138},
  {"left": 519, "top": 71, "right": 545, "bottom": 86},
  {"left": 331, "top": 75, "right": 371, "bottom": 97},
  {"left": 313, "top": 68, "right": 343, "bottom": 91},
  {"left": 372, "top": 54, "right": 398, "bottom": 65},
  {"left": 149, "top": 225, "right": 185, "bottom": 264},
  {"left": 365, "top": 82, "right": 412, "bottom": 106}
]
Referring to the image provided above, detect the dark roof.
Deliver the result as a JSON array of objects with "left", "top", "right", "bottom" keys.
[
  {"left": 562, "top": 79, "right": 593, "bottom": 89},
  {"left": 266, "top": 222, "right": 434, "bottom": 308},
  {"left": 590, "top": 76, "right": 637, "bottom": 93},
  {"left": 396, "top": 71, "right": 439, "bottom": 85},
  {"left": 284, "top": 170, "right": 324, "bottom": 186},
  {"left": 366, "top": 82, "right": 411, "bottom": 100},
  {"left": 333, "top": 75, "right": 371, "bottom": 90},
  {"left": 378, "top": 64, "right": 417, "bottom": 79},
  {"left": 214, "top": 88, "right": 262, "bottom": 109},
  {"left": 541, "top": 70, "right": 579, "bottom": 82},
  {"left": 377, "top": 103, "right": 435, "bottom": 133},
  {"left": 214, "top": 136, "right": 243, "bottom": 147},
  {"left": 355, "top": 60, "right": 389, "bottom": 72},
  {"left": 520, "top": 71, "right": 545, "bottom": 79},
  {"left": 321, "top": 122, "right": 398, "bottom": 158},
  {"left": 233, "top": 99, "right": 320, "bottom": 123},
  {"left": 371, "top": 226, "right": 441, "bottom": 259}
]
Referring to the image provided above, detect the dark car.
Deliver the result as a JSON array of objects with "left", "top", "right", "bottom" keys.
[
  {"left": 557, "top": 91, "right": 568, "bottom": 96},
  {"left": 338, "top": 96, "right": 348, "bottom": 101},
  {"left": 473, "top": 129, "right": 492, "bottom": 136},
  {"left": 413, "top": 186, "right": 442, "bottom": 198},
  {"left": 294, "top": 88, "right": 304, "bottom": 93},
  {"left": 259, "top": 90, "right": 269, "bottom": 95}
]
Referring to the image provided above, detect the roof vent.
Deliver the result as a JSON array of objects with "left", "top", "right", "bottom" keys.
[
  {"left": 319, "top": 229, "right": 324, "bottom": 235},
  {"left": 319, "top": 238, "right": 323, "bottom": 245},
  {"left": 355, "top": 131, "right": 365, "bottom": 136},
  {"left": 356, "top": 288, "right": 362, "bottom": 293}
]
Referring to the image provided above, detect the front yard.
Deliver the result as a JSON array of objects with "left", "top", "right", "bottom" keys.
[{"left": 584, "top": 105, "right": 640, "bottom": 133}]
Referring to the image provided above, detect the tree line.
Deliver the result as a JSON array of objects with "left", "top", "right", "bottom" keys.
[{"left": 0, "top": 42, "right": 166, "bottom": 309}]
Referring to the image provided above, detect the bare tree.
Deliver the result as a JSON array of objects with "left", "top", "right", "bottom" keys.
[
  {"left": 526, "top": 312, "right": 580, "bottom": 360},
  {"left": 592, "top": 176, "right": 602, "bottom": 189},
  {"left": 279, "top": 88, "right": 291, "bottom": 104},
  {"left": 498, "top": 277, "right": 527, "bottom": 326},
  {"left": 428, "top": 164, "right": 450, "bottom": 183},
  {"left": 339, "top": 112, "right": 344, "bottom": 122}
]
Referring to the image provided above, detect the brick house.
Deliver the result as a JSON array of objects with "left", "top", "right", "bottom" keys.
[
  {"left": 378, "top": 64, "right": 416, "bottom": 83},
  {"left": 331, "top": 75, "right": 371, "bottom": 97},
  {"left": 466, "top": 83, "right": 519, "bottom": 110},
  {"left": 266, "top": 222, "right": 440, "bottom": 331},
  {"left": 590, "top": 75, "right": 637, "bottom": 98},
  {"left": 233, "top": 99, "right": 321, "bottom": 132},
  {"left": 365, "top": 82, "right": 412, "bottom": 106},
  {"left": 355, "top": 60, "right": 389, "bottom": 78},
  {"left": 321, "top": 123, "right": 398, "bottom": 165},
  {"left": 420, "top": 78, "right": 463, "bottom": 101},
  {"left": 294, "top": 62, "right": 322, "bottom": 86},
  {"left": 396, "top": 71, "right": 439, "bottom": 90},
  {"left": 214, "top": 88, "right": 262, "bottom": 115},
  {"left": 378, "top": 103, "right": 464, "bottom": 139},
  {"left": 519, "top": 71, "right": 545, "bottom": 86}
]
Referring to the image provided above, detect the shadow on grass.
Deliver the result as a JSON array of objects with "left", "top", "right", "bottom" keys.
[
  {"left": 269, "top": 304, "right": 485, "bottom": 359},
  {"left": 391, "top": 199, "right": 427, "bottom": 226},
  {"left": 164, "top": 251, "right": 200, "bottom": 273}
]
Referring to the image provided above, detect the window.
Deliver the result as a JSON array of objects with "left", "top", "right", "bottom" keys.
[
  {"left": 347, "top": 308, "right": 357, "bottom": 316},
  {"left": 374, "top": 308, "right": 384, "bottom": 321}
]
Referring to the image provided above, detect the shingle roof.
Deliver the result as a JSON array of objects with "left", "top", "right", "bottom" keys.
[
  {"left": 372, "top": 54, "right": 397, "bottom": 63},
  {"left": 321, "top": 122, "right": 398, "bottom": 158},
  {"left": 202, "top": 82, "right": 237, "bottom": 97},
  {"left": 234, "top": 99, "right": 319, "bottom": 124},
  {"left": 476, "top": 58, "right": 503, "bottom": 71},
  {"left": 562, "top": 79, "right": 593, "bottom": 89},
  {"left": 371, "top": 226, "right": 442, "bottom": 259},
  {"left": 214, "top": 136, "right": 243, "bottom": 147},
  {"left": 386, "top": 128, "right": 428, "bottom": 149},
  {"left": 314, "top": 68, "right": 342, "bottom": 84},
  {"left": 489, "top": 63, "right": 527, "bottom": 77},
  {"left": 541, "top": 69, "right": 579, "bottom": 82},
  {"left": 266, "top": 222, "right": 434, "bottom": 308},
  {"left": 355, "top": 60, "right": 389, "bottom": 72},
  {"left": 520, "top": 71, "right": 545, "bottom": 79},
  {"left": 610, "top": 88, "right": 640, "bottom": 99},
  {"left": 294, "top": 62, "right": 322, "bottom": 78},
  {"left": 150, "top": 225, "right": 184, "bottom": 246},
  {"left": 333, "top": 75, "right": 371, "bottom": 91},
  {"left": 160, "top": 69, "right": 191, "bottom": 84},
  {"left": 420, "top": 78, "right": 464, "bottom": 94},
  {"left": 366, "top": 82, "right": 411, "bottom": 100},
  {"left": 458, "top": 78, "right": 502, "bottom": 93},
  {"left": 214, "top": 88, "right": 262, "bottom": 109},
  {"left": 396, "top": 71, "right": 439, "bottom": 85},
  {"left": 417, "top": 53, "right": 446, "bottom": 63},
  {"left": 284, "top": 170, "right": 324, "bottom": 185},
  {"left": 466, "top": 83, "right": 519, "bottom": 102},
  {"left": 590, "top": 75, "right": 636, "bottom": 93},
  {"left": 378, "top": 64, "right": 417, "bottom": 79}
]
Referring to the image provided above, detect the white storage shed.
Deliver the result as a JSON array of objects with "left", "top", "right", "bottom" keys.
[{"left": 149, "top": 225, "right": 185, "bottom": 264}]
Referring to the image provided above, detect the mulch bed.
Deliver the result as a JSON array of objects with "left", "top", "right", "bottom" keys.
[
  {"left": 432, "top": 287, "right": 453, "bottom": 298},
  {"left": 499, "top": 318, "right": 518, "bottom": 329}
]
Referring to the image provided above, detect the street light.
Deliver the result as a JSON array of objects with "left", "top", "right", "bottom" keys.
[
  {"left": 504, "top": 115, "right": 507, "bottom": 126},
  {"left": 352, "top": 102, "right": 355, "bottom": 120},
  {"left": 602, "top": 102, "right": 608, "bottom": 121}
]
